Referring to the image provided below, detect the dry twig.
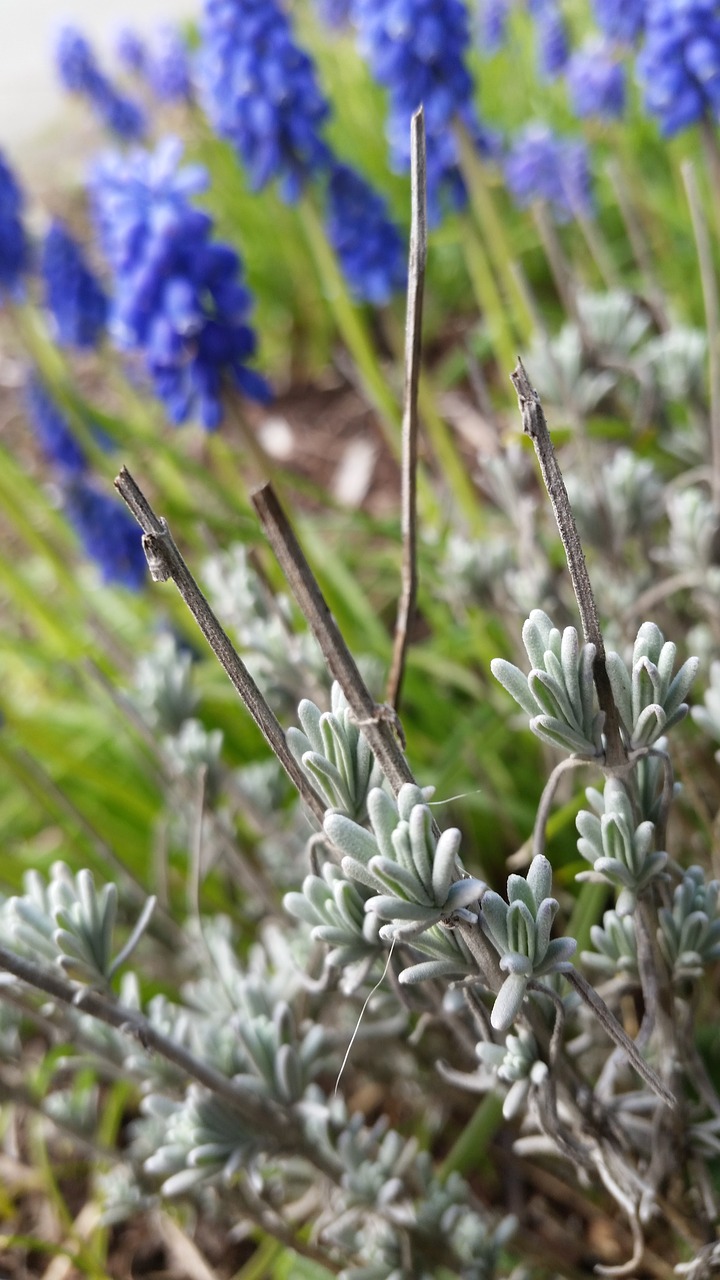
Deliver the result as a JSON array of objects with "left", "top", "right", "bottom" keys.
[{"left": 386, "top": 106, "right": 426, "bottom": 712}]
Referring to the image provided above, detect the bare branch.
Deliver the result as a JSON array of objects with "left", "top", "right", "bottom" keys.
[
  {"left": 386, "top": 106, "right": 426, "bottom": 712},
  {"left": 682, "top": 159, "right": 720, "bottom": 508},
  {"left": 114, "top": 467, "right": 327, "bottom": 827},
  {"left": 509, "top": 359, "right": 626, "bottom": 768},
  {"left": 0, "top": 943, "right": 343, "bottom": 1178},
  {"left": 565, "top": 968, "right": 676, "bottom": 1107},
  {"left": 251, "top": 483, "right": 428, "bottom": 814}
]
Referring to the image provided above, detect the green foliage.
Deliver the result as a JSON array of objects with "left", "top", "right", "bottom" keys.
[
  {"left": 479, "top": 855, "right": 576, "bottom": 1032},
  {"left": 491, "top": 610, "right": 603, "bottom": 758},
  {"left": 576, "top": 778, "right": 668, "bottom": 914},
  {"left": 3, "top": 0, "right": 720, "bottom": 1274}
]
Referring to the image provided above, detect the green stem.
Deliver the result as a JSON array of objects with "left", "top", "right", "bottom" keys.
[
  {"left": 298, "top": 195, "right": 402, "bottom": 455},
  {"left": 381, "top": 309, "right": 482, "bottom": 531},
  {"left": 439, "top": 1092, "right": 504, "bottom": 1183},
  {"left": 232, "top": 1237, "right": 283, "bottom": 1280},
  {"left": 459, "top": 214, "right": 518, "bottom": 377},
  {"left": 455, "top": 122, "right": 532, "bottom": 341}
]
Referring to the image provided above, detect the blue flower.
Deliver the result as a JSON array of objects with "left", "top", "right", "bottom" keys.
[
  {"left": 116, "top": 28, "right": 147, "bottom": 74},
  {"left": 56, "top": 26, "right": 146, "bottom": 140},
  {"left": 41, "top": 220, "right": 108, "bottom": 348},
  {"left": 478, "top": 0, "right": 511, "bottom": 54},
  {"left": 91, "top": 138, "right": 270, "bottom": 429},
  {"left": 351, "top": 0, "right": 491, "bottom": 221},
  {"left": 62, "top": 476, "right": 147, "bottom": 589},
  {"left": 89, "top": 137, "right": 207, "bottom": 275},
  {"left": 314, "top": 0, "right": 352, "bottom": 27},
  {"left": 505, "top": 124, "right": 593, "bottom": 221},
  {"left": 146, "top": 26, "right": 192, "bottom": 102},
  {"left": 0, "top": 150, "right": 29, "bottom": 300},
  {"left": 636, "top": 0, "right": 720, "bottom": 136},
  {"left": 566, "top": 38, "right": 626, "bottom": 119},
  {"left": 324, "top": 163, "right": 406, "bottom": 305},
  {"left": 536, "top": 3, "right": 570, "bottom": 77},
  {"left": 25, "top": 376, "right": 88, "bottom": 474},
  {"left": 197, "top": 0, "right": 332, "bottom": 200},
  {"left": 592, "top": 0, "right": 646, "bottom": 44}
]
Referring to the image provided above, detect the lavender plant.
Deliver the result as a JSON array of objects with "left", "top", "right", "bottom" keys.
[{"left": 4, "top": 0, "right": 720, "bottom": 1275}]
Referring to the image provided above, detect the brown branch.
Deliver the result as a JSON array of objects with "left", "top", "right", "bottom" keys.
[
  {"left": 250, "top": 484, "right": 429, "bottom": 817},
  {"left": 386, "top": 106, "right": 426, "bottom": 712},
  {"left": 0, "top": 943, "right": 342, "bottom": 1179},
  {"left": 682, "top": 158, "right": 720, "bottom": 509},
  {"left": 509, "top": 359, "right": 626, "bottom": 769},
  {"left": 565, "top": 969, "right": 675, "bottom": 1107},
  {"left": 114, "top": 467, "right": 327, "bottom": 827}
]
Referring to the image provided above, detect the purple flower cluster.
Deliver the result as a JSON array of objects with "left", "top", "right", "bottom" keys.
[
  {"left": 116, "top": 28, "right": 147, "bottom": 74},
  {"left": 41, "top": 221, "right": 108, "bottom": 348},
  {"left": 592, "top": 0, "right": 646, "bottom": 44},
  {"left": 0, "top": 150, "right": 29, "bottom": 300},
  {"left": 505, "top": 124, "right": 593, "bottom": 221},
  {"left": 25, "top": 376, "right": 145, "bottom": 588},
  {"left": 324, "top": 163, "right": 406, "bottom": 305},
  {"left": 56, "top": 26, "right": 146, "bottom": 140},
  {"left": 62, "top": 475, "right": 147, "bottom": 589},
  {"left": 197, "top": 0, "right": 332, "bottom": 200},
  {"left": 536, "top": 3, "right": 570, "bottom": 77},
  {"left": 314, "top": 0, "right": 352, "bottom": 27},
  {"left": 25, "top": 376, "right": 87, "bottom": 474},
  {"left": 351, "top": 0, "right": 491, "bottom": 222},
  {"left": 117, "top": 26, "right": 192, "bottom": 103},
  {"left": 146, "top": 26, "right": 192, "bottom": 103},
  {"left": 637, "top": 0, "right": 720, "bottom": 136},
  {"left": 478, "top": 0, "right": 511, "bottom": 55},
  {"left": 566, "top": 38, "right": 626, "bottom": 119},
  {"left": 90, "top": 138, "right": 270, "bottom": 428}
]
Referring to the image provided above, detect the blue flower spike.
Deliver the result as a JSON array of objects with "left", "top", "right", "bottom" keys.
[
  {"left": 637, "top": 0, "right": 720, "bottom": 136},
  {"left": 197, "top": 0, "right": 332, "bottom": 201},
  {"left": 324, "top": 163, "right": 406, "bottom": 306},
  {"left": 63, "top": 476, "right": 147, "bottom": 590},
  {"left": 56, "top": 25, "right": 146, "bottom": 140},
  {"left": 566, "top": 38, "right": 626, "bottom": 120},
  {"left": 504, "top": 125, "right": 594, "bottom": 222},
  {"left": 352, "top": 0, "right": 494, "bottom": 221},
  {"left": 0, "top": 150, "right": 29, "bottom": 301},
  {"left": 90, "top": 138, "right": 270, "bottom": 428},
  {"left": 41, "top": 220, "right": 108, "bottom": 349},
  {"left": 25, "top": 376, "right": 88, "bottom": 474}
]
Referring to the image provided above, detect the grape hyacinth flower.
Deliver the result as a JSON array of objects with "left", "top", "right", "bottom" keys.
[
  {"left": 0, "top": 150, "right": 29, "bottom": 300},
  {"left": 90, "top": 138, "right": 270, "bottom": 428},
  {"left": 536, "top": 3, "right": 570, "bottom": 78},
  {"left": 352, "top": 0, "right": 494, "bottom": 221},
  {"left": 592, "top": 0, "right": 645, "bottom": 44},
  {"left": 41, "top": 221, "right": 108, "bottom": 349},
  {"left": 25, "top": 376, "right": 88, "bottom": 474},
  {"left": 324, "top": 164, "right": 406, "bottom": 305},
  {"left": 62, "top": 476, "right": 146, "bottom": 589},
  {"left": 566, "top": 38, "right": 626, "bottom": 120},
  {"left": 116, "top": 28, "right": 147, "bottom": 74},
  {"left": 477, "top": 0, "right": 511, "bottom": 55},
  {"left": 636, "top": 0, "right": 720, "bottom": 136},
  {"left": 56, "top": 26, "right": 146, "bottom": 140},
  {"left": 505, "top": 124, "right": 593, "bottom": 221},
  {"left": 89, "top": 136, "right": 207, "bottom": 273},
  {"left": 146, "top": 27, "right": 192, "bottom": 103},
  {"left": 197, "top": 0, "right": 332, "bottom": 201},
  {"left": 314, "top": 0, "right": 352, "bottom": 27}
]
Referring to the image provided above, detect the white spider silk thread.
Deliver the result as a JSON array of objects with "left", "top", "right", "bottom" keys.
[
  {"left": 334, "top": 936, "right": 397, "bottom": 1096},
  {"left": 427, "top": 788, "right": 484, "bottom": 806}
]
